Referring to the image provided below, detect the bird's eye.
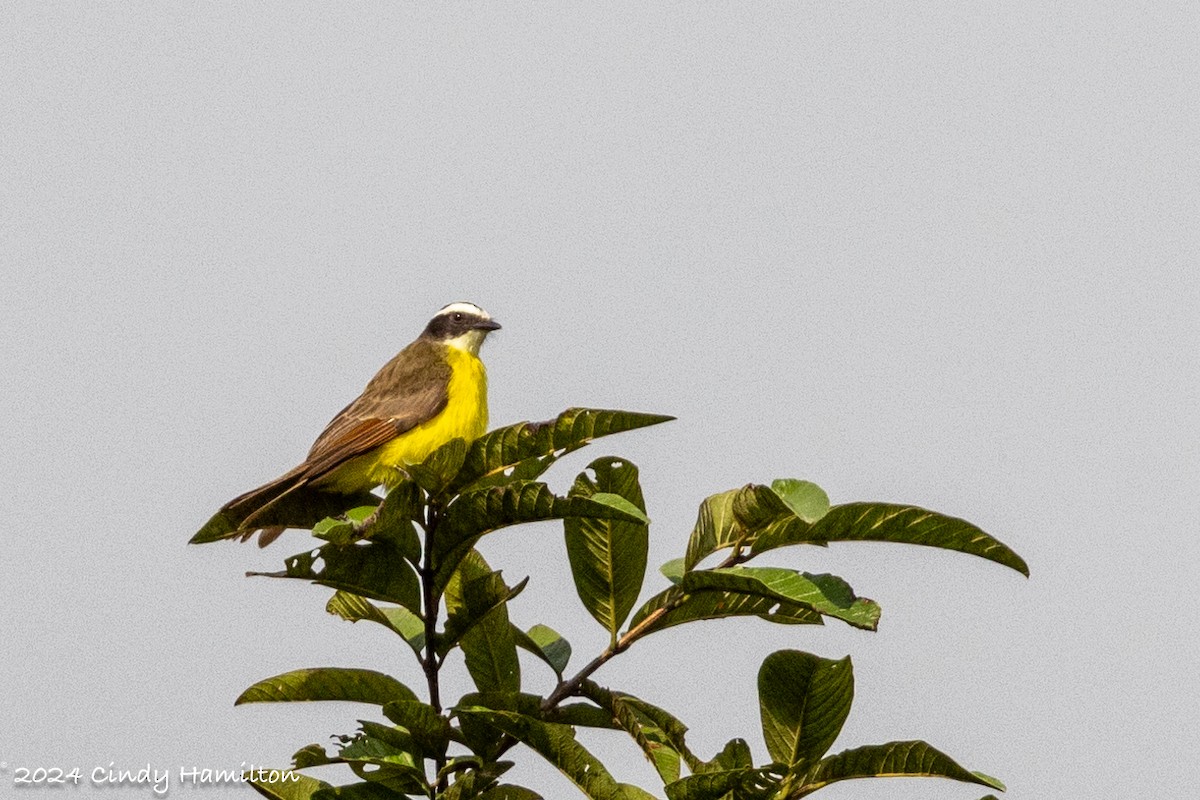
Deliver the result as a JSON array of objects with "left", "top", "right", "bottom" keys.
[{"left": 453, "top": 313, "right": 464, "bottom": 322}]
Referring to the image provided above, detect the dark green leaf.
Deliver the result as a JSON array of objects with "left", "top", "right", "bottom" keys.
[
  {"left": 790, "top": 740, "right": 1006, "bottom": 797},
  {"left": 441, "top": 574, "right": 529, "bottom": 658},
  {"left": 564, "top": 458, "right": 650, "bottom": 640},
  {"left": 477, "top": 786, "right": 544, "bottom": 800},
  {"left": 325, "top": 591, "right": 426, "bottom": 656},
  {"left": 248, "top": 770, "right": 330, "bottom": 800},
  {"left": 513, "top": 623, "right": 572, "bottom": 677},
  {"left": 311, "top": 781, "right": 407, "bottom": 800},
  {"left": 705, "top": 738, "right": 754, "bottom": 771},
  {"left": 752, "top": 503, "right": 1029, "bottom": 576},
  {"left": 580, "top": 681, "right": 703, "bottom": 773},
  {"left": 253, "top": 538, "right": 421, "bottom": 613},
  {"left": 664, "top": 765, "right": 780, "bottom": 800},
  {"left": 683, "top": 490, "right": 740, "bottom": 571},
  {"left": 432, "top": 480, "right": 645, "bottom": 595},
  {"left": 627, "top": 585, "right": 824, "bottom": 636},
  {"left": 382, "top": 700, "right": 454, "bottom": 753},
  {"left": 369, "top": 481, "right": 422, "bottom": 563},
  {"left": 549, "top": 701, "right": 620, "bottom": 729},
  {"left": 758, "top": 651, "right": 853, "bottom": 769},
  {"left": 235, "top": 668, "right": 417, "bottom": 706},
  {"left": 452, "top": 692, "right": 543, "bottom": 762},
  {"left": 452, "top": 408, "right": 675, "bottom": 494},
  {"left": 402, "top": 437, "right": 468, "bottom": 495},
  {"left": 769, "top": 480, "right": 830, "bottom": 523},
  {"left": 191, "top": 487, "right": 381, "bottom": 544},
  {"left": 444, "top": 552, "right": 521, "bottom": 693},
  {"left": 456, "top": 709, "right": 630, "bottom": 800},
  {"left": 292, "top": 744, "right": 337, "bottom": 769},
  {"left": 732, "top": 484, "right": 795, "bottom": 530},
  {"left": 682, "top": 568, "right": 879, "bottom": 631},
  {"left": 439, "top": 761, "right": 515, "bottom": 800}
]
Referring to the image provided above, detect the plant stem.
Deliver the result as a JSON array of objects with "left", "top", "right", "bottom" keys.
[
  {"left": 421, "top": 502, "right": 448, "bottom": 791},
  {"left": 541, "top": 548, "right": 748, "bottom": 712}
]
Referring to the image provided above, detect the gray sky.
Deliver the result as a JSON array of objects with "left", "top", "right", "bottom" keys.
[{"left": 3, "top": 4, "right": 1197, "bottom": 798}]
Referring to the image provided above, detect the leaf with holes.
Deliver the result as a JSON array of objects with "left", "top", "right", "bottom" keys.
[
  {"left": 627, "top": 585, "right": 824, "bottom": 635},
  {"left": 682, "top": 568, "right": 879, "bottom": 630},
  {"left": 250, "top": 538, "right": 421, "bottom": 613},
  {"left": 452, "top": 408, "right": 675, "bottom": 493},
  {"left": 191, "top": 485, "right": 381, "bottom": 545}
]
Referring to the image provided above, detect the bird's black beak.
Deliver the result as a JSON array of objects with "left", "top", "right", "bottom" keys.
[{"left": 475, "top": 319, "right": 502, "bottom": 331}]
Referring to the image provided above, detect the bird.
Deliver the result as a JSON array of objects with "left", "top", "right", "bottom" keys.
[{"left": 196, "top": 301, "right": 501, "bottom": 547}]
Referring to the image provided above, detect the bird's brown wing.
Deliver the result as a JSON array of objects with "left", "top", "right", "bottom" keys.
[{"left": 300, "top": 339, "right": 451, "bottom": 481}]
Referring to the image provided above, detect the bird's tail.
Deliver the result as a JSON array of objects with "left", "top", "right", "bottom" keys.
[{"left": 191, "top": 466, "right": 309, "bottom": 547}]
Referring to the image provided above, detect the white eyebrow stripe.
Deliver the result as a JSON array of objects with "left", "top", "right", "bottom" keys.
[{"left": 437, "top": 301, "right": 489, "bottom": 319}]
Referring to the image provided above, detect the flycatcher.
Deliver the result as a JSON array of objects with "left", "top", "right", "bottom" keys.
[{"left": 200, "top": 301, "right": 500, "bottom": 546}]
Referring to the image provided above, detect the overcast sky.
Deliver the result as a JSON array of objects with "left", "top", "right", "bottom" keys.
[{"left": 3, "top": 4, "right": 1197, "bottom": 799}]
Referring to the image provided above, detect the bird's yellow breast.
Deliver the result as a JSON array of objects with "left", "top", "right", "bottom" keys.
[{"left": 324, "top": 346, "right": 488, "bottom": 492}]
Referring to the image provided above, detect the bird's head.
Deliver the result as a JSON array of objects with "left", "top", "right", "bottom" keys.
[{"left": 422, "top": 302, "right": 501, "bottom": 355}]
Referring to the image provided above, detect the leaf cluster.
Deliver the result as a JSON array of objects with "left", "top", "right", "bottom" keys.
[{"left": 192, "top": 408, "right": 1025, "bottom": 800}]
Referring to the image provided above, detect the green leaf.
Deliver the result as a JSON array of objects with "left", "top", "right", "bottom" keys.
[
  {"left": 441, "top": 574, "right": 530, "bottom": 658},
  {"left": 581, "top": 683, "right": 696, "bottom": 784},
  {"left": 381, "top": 700, "right": 455, "bottom": 754},
  {"left": 369, "top": 481, "right": 422, "bottom": 563},
  {"left": 683, "top": 490, "right": 741, "bottom": 571},
  {"left": 682, "top": 568, "right": 880, "bottom": 631},
  {"left": 752, "top": 502, "right": 1029, "bottom": 576},
  {"left": 402, "top": 437, "right": 468, "bottom": 495},
  {"left": 664, "top": 766, "right": 781, "bottom": 800},
  {"left": 733, "top": 484, "right": 795, "bottom": 530},
  {"left": 706, "top": 738, "right": 753, "bottom": 771},
  {"left": 456, "top": 708, "right": 631, "bottom": 800},
  {"left": 312, "top": 509, "right": 369, "bottom": 545},
  {"left": 235, "top": 668, "right": 417, "bottom": 706},
  {"left": 549, "top": 701, "right": 620, "bottom": 729},
  {"left": 445, "top": 552, "right": 521, "bottom": 693},
  {"left": 253, "top": 538, "right": 421, "bottom": 613},
  {"left": 292, "top": 743, "right": 337, "bottom": 769},
  {"left": 439, "top": 761, "right": 516, "bottom": 800},
  {"left": 248, "top": 770, "right": 330, "bottom": 800},
  {"left": 325, "top": 591, "right": 426, "bottom": 656},
  {"left": 337, "top": 721, "right": 427, "bottom": 794},
  {"left": 627, "top": 585, "right": 824, "bottom": 636},
  {"left": 758, "top": 651, "right": 853, "bottom": 769},
  {"left": 452, "top": 691, "right": 546, "bottom": 761},
  {"left": 477, "top": 786, "right": 544, "bottom": 800},
  {"left": 514, "top": 623, "right": 572, "bottom": 677},
  {"left": 312, "top": 781, "right": 409, "bottom": 800},
  {"left": 432, "top": 480, "right": 645, "bottom": 595},
  {"left": 659, "top": 558, "right": 686, "bottom": 585},
  {"left": 453, "top": 408, "right": 675, "bottom": 493},
  {"left": 769, "top": 480, "right": 830, "bottom": 523},
  {"left": 790, "top": 740, "right": 1006, "bottom": 797},
  {"left": 564, "top": 457, "right": 650, "bottom": 640},
  {"left": 191, "top": 487, "right": 381, "bottom": 544}
]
